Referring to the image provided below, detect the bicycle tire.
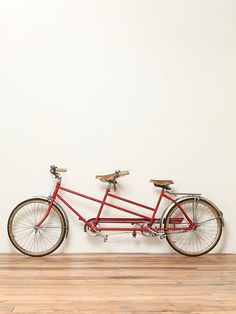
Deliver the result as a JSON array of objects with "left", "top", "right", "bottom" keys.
[
  {"left": 8, "top": 198, "right": 66, "bottom": 257},
  {"left": 164, "top": 198, "right": 223, "bottom": 256}
]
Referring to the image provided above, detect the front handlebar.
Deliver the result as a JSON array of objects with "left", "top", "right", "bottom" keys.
[{"left": 50, "top": 165, "right": 67, "bottom": 176}]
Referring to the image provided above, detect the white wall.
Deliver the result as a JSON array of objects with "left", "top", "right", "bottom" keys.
[{"left": 0, "top": 0, "right": 236, "bottom": 253}]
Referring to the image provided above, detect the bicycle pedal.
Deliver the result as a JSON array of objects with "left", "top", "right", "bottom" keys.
[
  {"left": 99, "top": 233, "right": 108, "bottom": 242},
  {"left": 103, "top": 235, "right": 108, "bottom": 242}
]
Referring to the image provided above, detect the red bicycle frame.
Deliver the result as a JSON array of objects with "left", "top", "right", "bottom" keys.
[{"left": 37, "top": 180, "right": 194, "bottom": 233}]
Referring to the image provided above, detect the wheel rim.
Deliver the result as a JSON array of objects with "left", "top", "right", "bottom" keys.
[
  {"left": 166, "top": 200, "right": 222, "bottom": 256},
  {"left": 9, "top": 200, "right": 65, "bottom": 256}
]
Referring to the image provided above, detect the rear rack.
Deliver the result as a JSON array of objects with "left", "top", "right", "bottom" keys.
[{"left": 166, "top": 191, "right": 201, "bottom": 196}]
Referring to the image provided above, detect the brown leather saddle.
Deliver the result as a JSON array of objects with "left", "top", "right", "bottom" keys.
[{"left": 150, "top": 179, "right": 174, "bottom": 190}]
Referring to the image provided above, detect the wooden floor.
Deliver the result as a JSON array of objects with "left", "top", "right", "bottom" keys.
[{"left": 0, "top": 254, "right": 236, "bottom": 313}]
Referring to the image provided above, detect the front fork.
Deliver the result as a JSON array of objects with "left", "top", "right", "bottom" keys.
[{"left": 36, "top": 181, "right": 61, "bottom": 228}]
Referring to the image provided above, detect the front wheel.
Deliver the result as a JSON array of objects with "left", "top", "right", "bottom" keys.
[
  {"left": 164, "top": 198, "right": 223, "bottom": 256},
  {"left": 8, "top": 198, "right": 66, "bottom": 257}
]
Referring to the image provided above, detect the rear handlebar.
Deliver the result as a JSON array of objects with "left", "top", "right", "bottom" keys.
[{"left": 118, "top": 170, "right": 129, "bottom": 177}]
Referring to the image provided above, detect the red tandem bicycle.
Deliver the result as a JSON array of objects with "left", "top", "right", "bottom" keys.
[{"left": 8, "top": 165, "right": 224, "bottom": 257}]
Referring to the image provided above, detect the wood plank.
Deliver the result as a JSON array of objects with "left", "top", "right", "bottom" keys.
[{"left": 0, "top": 254, "right": 235, "bottom": 313}]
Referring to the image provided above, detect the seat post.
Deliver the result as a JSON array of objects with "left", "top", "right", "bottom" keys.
[{"left": 108, "top": 179, "right": 117, "bottom": 191}]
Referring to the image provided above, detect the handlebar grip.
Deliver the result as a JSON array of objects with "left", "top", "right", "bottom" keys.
[
  {"left": 119, "top": 170, "right": 129, "bottom": 176},
  {"left": 56, "top": 167, "right": 67, "bottom": 172}
]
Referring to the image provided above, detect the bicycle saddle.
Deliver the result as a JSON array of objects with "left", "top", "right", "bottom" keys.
[
  {"left": 96, "top": 170, "right": 129, "bottom": 182},
  {"left": 150, "top": 179, "right": 174, "bottom": 189}
]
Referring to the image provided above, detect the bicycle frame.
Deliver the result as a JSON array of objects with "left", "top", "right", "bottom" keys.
[{"left": 36, "top": 180, "right": 194, "bottom": 233}]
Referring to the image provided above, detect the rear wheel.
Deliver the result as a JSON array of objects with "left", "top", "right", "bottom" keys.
[
  {"left": 165, "top": 198, "right": 223, "bottom": 256},
  {"left": 8, "top": 198, "right": 66, "bottom": 257}
]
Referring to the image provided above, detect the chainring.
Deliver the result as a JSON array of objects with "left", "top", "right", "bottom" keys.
[{"left": 84, "top": 218, "right": 101, "bottom": 237}]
